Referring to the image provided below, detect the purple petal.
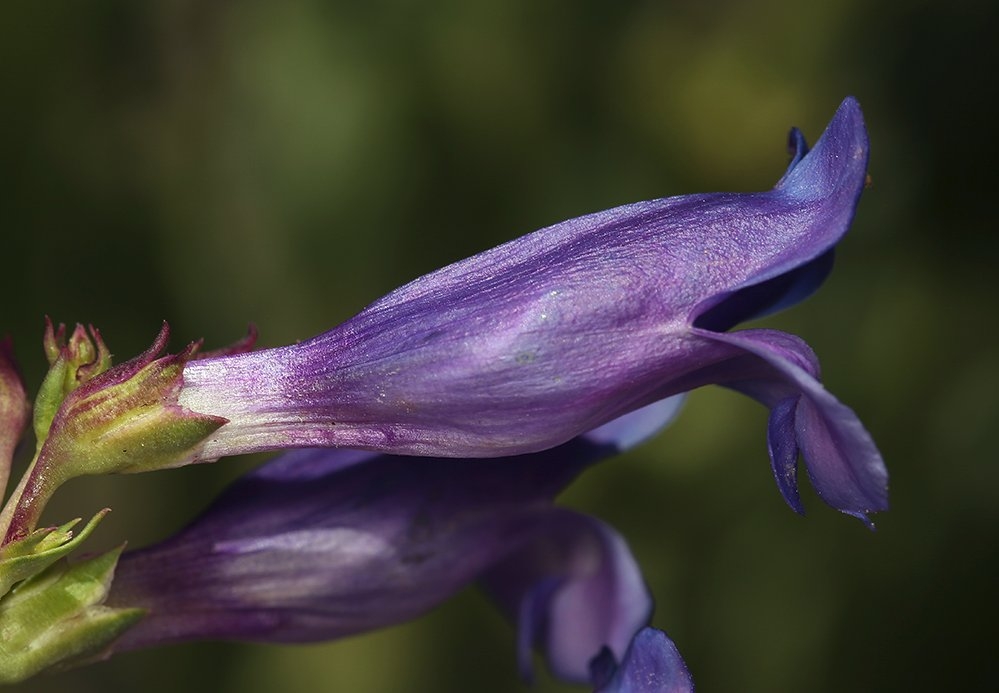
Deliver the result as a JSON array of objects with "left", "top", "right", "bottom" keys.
[
  {"left": 777, "top": 97, "right": 869, "bottom": 205},
  {"left": 779, "top": 126, "right": 811, "bottom": 180},
  {"left": 692, "top": 250, "right": 834, "bottom": 332},
  {"left": 768, "top": 396, "right": 804, "bottom": 514},
  {"left": 107, "top": 455, "right": 572, "bottom": 648},
  {"left": 480, "top": 510, "right": 652, "bottom": 683},
  {"left": 591, "top": 627, "right": 694, "bottom": 693},
  {"left": 177, "top": 98, "right": 871, "bottom": 463},
  {"left": 106, "top": 406, "right": 673, "bottom": 650},
  {"left": 584, "top": 395, "right": 685, "bottom": 452},
  {"left": 693, "top": 328, "right": 888, "bottom": 522}
]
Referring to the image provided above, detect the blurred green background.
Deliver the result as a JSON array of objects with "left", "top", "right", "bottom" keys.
[{"left": 2, "top": 0, "right": 996, "bottom": 691}]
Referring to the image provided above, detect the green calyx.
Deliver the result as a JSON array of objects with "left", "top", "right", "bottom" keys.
[
  {"left": 0, "top": 328, "right": 146, "bottom": 683},
  {"left": 0, "top": 544, "right": 144, "bottom": 684},
  {"left": 0, "top": 321, "right": 254, "bottom": 683},
  {"left": 1, "top": 323, "right": 226, "bottom": 544},
  {"left": 41, "top": 347, "right": 226, "bottom": 480}
]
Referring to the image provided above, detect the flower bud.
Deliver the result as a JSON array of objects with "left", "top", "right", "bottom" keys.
[
  {"left": 0, "top": 337, "right": 29, "bottom": 495},
  {"left": 33, "top": 320, "right": 111, "bottom": 446}
]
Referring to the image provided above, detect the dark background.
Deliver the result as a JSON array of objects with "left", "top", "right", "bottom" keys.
[{"left": 2, "top": 1, "right": 996, "bottom": 691}]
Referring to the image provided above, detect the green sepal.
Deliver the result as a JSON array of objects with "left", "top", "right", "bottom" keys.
[
  {"left": 0, "top": 544, "right": 144, "bottom": 684},
  {"left": 0, "top": 510, "right": 109, "bottom": 597}
]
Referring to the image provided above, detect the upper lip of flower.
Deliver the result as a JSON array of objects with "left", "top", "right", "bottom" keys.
[{"left": 692, "top": 97, "right": 869, "bottom": 329}]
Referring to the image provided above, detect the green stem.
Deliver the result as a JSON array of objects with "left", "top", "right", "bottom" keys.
[{"left": 0, "top": 446, "right": 62, "bottom": 546}]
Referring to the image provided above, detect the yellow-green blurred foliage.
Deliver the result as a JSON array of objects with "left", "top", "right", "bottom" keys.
[{"left": 2, "top": 0, "right": 996, "bottom": 691}]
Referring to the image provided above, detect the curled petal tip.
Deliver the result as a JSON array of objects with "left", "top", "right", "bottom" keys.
[
  {"left": 777, "top": 96, "right": 869, "bottom": 203},
  {"left": 767, "top": 396, "right": 806, "bottom": 515},
  {"left": 783, "top": 127, "right": 809, "bottom": 174},
  {"left": 703, "top": 328, "right": 888, "bottom": 522}
]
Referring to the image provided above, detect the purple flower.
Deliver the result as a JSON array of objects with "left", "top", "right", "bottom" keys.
[
  {"left": 177, "top": 97, "right": 885, "bottom": 522},
  {"left": 106, "top": 398, "right": 683, "bottom": 684}
]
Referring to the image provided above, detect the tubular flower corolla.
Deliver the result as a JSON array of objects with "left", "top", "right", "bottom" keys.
[
  {"left": 177, "top": 96, "right": 886, "bottom": 522},
  {"left": 106, "top": 399, "right": 684, "bottom": 684}
]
